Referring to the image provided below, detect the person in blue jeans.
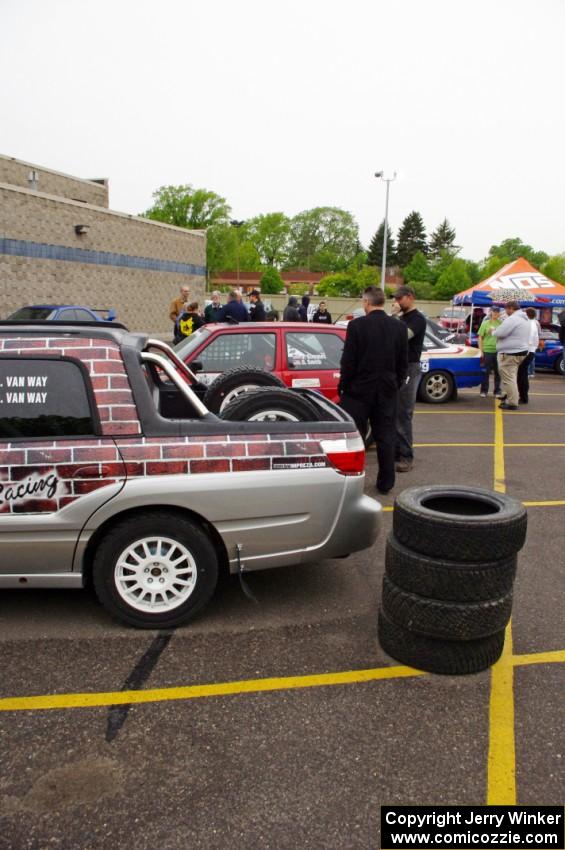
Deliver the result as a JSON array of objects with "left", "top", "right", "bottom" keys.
[{"left": 477, "top": 306, "right": 502, "bottom": 397}]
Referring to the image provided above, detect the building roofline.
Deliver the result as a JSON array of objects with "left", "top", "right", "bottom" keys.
[
  {"left": 0, "top": 153, "right": 109, "bottom": 189},
  {"left": 0, "top": 182, "right": 206, "bottom": 237}
]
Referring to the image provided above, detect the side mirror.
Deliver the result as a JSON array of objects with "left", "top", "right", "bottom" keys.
[{"left": 191, "top": 360, "right": 203, "bottom": 373}]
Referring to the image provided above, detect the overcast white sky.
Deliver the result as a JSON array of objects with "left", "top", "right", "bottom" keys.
[{"left": 1, "top": 0, "right": 564, "bottom": 261}]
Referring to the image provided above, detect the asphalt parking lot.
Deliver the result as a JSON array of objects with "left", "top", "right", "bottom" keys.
[{"left": 0, "top": 375, "right": 563, "bottom": 850}]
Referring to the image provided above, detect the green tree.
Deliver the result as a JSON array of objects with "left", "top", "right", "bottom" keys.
[
  {"left": 244, "top": 212, "right": 291, "bottom": 267},
  {"left": 317, "top": 264, "right": 380, "bottom": 297},
  {"left": 541, "top": 254, "right": 565, "bottom": 284},
  {"left": 396, "top": 211, "right": 428, "bottom": 266},
  {"left": 410, "top": 281, "right": 435, "bottom": 299},
  {"left": 206, "top": 224, "right": 262, "bottom": 278},
  {"left": 317, "top": 272, "right": 356, "bottom": 296},
  {"left": 353, "top": 265, "right": 381, "bottom": 294},
  {"left": 287, "top": 207, "right": 360, "bottom": 271},
  {"left": 259, "top": 266, "right": 285, "bottom": 294},
  {"left": 367, "top": 220, "right": 396, "bottom": 267},
  {"left": 403, "top": 251, "right": 433, "bottom": 284},
  {"left": 144, "top": 184, "right": 230, "bottom": 229},
  {"left": 486, "top": 238, "right": 549, "bottom": 268},
  {"left": 428, "top": 219, "right": 458, "bottom": 259},
  {"left": 434, "top": 259, "right": 472, "bottom": 300}
]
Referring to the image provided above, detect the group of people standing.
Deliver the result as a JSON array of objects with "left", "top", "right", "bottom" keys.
[
  {"left": 168, "top": 286, "right": 268, "bottom": 342},
  {"left": 478, "top": 301, "right": 542, "bottom": 409},
  {"left": 338, "top": 285, "right": 426, "bottom": 495},
  {"left": 282, "top": 295, "right": 332, "bottom": 324}
]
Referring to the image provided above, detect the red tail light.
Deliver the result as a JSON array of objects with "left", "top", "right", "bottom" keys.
[{"left": 320, "top": 437, "right": 365, "bottom": 475}]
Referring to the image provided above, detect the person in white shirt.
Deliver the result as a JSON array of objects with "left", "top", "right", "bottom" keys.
[
  {"left": 517, "top": 307, "right": 540, "bottom": 404},
  {"left": 491, "top": 301, "right": 530, "bottom": 409}
]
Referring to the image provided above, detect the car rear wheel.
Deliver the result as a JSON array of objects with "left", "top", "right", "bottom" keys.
[
  {"left": 203, "top": 367, "right": 285, "bottom": 413},
  {"left": 417, "top": 370, "right": 454, "bottom": 404},
  {"left": 554, "top": 354, "right": 565, "bottom": 375},
  {"left": 220, "top": 387, "right": 320, "bottom": 422},
  {"left": 92, "top": 512, "right": 218, "bottom": 629}
]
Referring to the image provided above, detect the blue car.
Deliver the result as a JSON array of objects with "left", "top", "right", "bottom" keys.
[
  {"left": 535, "top": 324, "right": 564, "bottom": 375},
  {"left": 6, "top": 304, "right": 116, "bottom": 322},
  {"left": 418, "top": 331, "right": 484, "bottom": 403}
]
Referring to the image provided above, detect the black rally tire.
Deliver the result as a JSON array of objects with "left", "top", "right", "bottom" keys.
[
  {"left": 203, "top": 367, "right": 285, "bottom": 413},
  {"left": 381, "top": 575, "right": 513, "bottom": 640},
  {"left": 219, "top": 387, "right": 320, "bottom": 422},
  {"left": 92, "top": 511, "right": 219, "bottom": 629},
  {"left": 554, "top": 354, "right": 565, "bottom": 375},
  {"left": 417, "top": 370, "right": 454, "bottom": 404},
  {"left": 393, "top": 485, "right": 527, "bottom": 562},
  {"left": 378, "top": 609, "right": 505, "bottom": 675},
  {"left": 385, "top": 533, "right": 517, "bottom": 602}
]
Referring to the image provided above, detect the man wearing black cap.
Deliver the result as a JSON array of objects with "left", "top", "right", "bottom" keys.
[
  {"left": 392, "top": 285, "right": 427, "bottom": 472},
  {"left": 339, "top": 285, "right": 408, "bottom": 494},
  {"left": 248, "top": 290, "right": 266, "bottom": 322}
]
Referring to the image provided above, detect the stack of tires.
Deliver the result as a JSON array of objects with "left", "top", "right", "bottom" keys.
[{"left": 378, "top": 486, "right": 527, "bottom": 675}]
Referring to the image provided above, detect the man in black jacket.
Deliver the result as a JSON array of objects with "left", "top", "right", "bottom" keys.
[
  {"left": 248, "top": 290, "right": 266, "bottom": 322},
  {"left": 339, "top": 285, "right": 408, "bottom": 494}
]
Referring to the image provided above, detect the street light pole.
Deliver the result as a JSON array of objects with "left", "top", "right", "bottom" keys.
[
  {"left": 375, "top": 171, "right": 397, "bottom": 291},
  {"left": 230, "top": 219, "right": 245, "bottom": 289}
]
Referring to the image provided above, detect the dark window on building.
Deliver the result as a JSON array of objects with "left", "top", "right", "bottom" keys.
[{"left": 0, "top": 359, "right": 96, "bottom": 439}]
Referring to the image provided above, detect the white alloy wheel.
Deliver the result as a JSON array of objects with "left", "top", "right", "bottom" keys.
[
  {"left": 219, "top": 383, "right": 263, "bottom": 412},
  {"left": 247, "top": 409, "right": 301, "bottom": 422},
  {"left": 114, "top": 535, "right": 197, "bottom": 613}
]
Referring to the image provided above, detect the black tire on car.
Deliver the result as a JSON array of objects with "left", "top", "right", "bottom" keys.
[
  {"left": 381, "top": 575, "right": 513, "bottom": 641},
  {"left": 203, "top": 366, "right": 285, "bottom": 414},
  {"left": 554, "top": 354, "right": 565, "bottom": 376},
  {"left": 385, "top": 533, "right": 518, "bottom": 602},
  {"left": 417, "top": 370, "right": 455, "bottom": 404},
  {"left": 92, "top": 511, "right": 219, "bottom": 629},
  {"left": 378, "top": 609, "right": 505, "bottom": 675},
  {"left": 220, "top": 387, "right": 320, "bottom": 422},
  {"left": 393, "top": 486, "right": 527, "bottom": 563}
]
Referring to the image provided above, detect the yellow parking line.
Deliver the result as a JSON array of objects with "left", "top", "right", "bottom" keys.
[
  {"left": 493, "top": 403, "right": 505, "bottom": 494},
  {"left": 487, "top": 402, "right": 517, "bottom": 804},
  {"left": 416, "top": 410, "right": 565, "bottom": 415},
  {"left": 487, "top": 624, "right": 516, "bottom": 805},
  {"left": 522, "top": 500, "right": 565, "bottom": 507},
  {"left": 513, "top": 650, "right": 565, "bottom": 666},
  {"left": 0, "top": 665, "right": 426, "bottom": 712},
  {"left": 414, "top": 443, "right": 494, "bottom": 447},
  {"left": 413, "top": 442, "right": 565, "bottom": 448},
  {"left": 0, "top": 647, "right": 562, "bottom": 714},
  {"left": 506, "top": 443, "right": 565, "bottom": 447}
]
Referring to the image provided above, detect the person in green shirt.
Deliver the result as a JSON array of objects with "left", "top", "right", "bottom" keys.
[{"left": 478, "top": 306, "right": 502, "bottom": 397}]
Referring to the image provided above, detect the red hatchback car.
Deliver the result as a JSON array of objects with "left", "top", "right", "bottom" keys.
[{"left": 175, "top": 322, "right": 347, "bottom": 406}]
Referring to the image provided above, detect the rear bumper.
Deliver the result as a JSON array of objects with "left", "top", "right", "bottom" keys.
[{"left": 232, "top": 484, "right": 381, "bottom": 572}]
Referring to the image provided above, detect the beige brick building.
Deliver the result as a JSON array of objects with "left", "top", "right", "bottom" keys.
[{"left": 0, "top": 155, "right": 206, "bottom": 335}]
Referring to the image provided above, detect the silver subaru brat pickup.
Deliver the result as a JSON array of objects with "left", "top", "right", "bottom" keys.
[{"left": 0, "top": 322, "right": 380, "bottom": 628}]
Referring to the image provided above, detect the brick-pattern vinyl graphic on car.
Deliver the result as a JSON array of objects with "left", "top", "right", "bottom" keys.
[
  {"left": 0, "top": 433, "right": 341, "bottom": 514},
  {"left": 113, "top": 433, "right": 337, "bottom": 476},
  {"left": 0, "top": 335, "right": 141, "bottom": 436}
]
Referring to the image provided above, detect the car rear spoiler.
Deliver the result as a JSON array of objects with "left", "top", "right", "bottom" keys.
[{"left": 94, "top": 308, "right": 117, "bottom": 321}]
